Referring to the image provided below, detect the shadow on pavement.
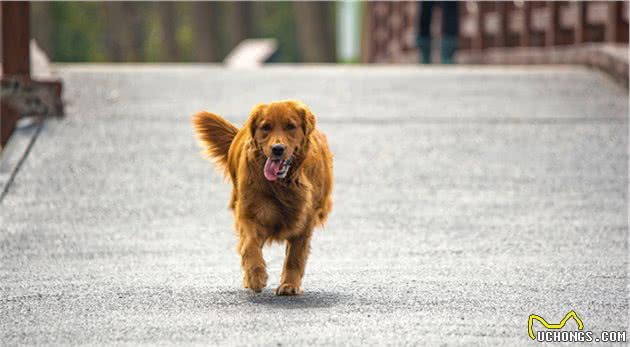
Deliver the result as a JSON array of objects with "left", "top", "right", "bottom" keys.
[{"left": 243, "top": 289, "right": 348, "bottom": 309}]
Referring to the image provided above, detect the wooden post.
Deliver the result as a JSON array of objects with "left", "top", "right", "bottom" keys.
[
  {"left": 574, "top": 2, "right": 586, "bottom": 44},
  {"left": 605, "top": 1, "right": 623, "bottom": 42},
  {"left": 520, "top": 1, "right": 531, "bottom": 47},
  {"left": 1, "top": 1, "right": 30, "bottom": 147},
  {"left": 2, "top": 1, "right": 30, "bottom": 76},
  {"left": 620, "top": 1, "right": 629, "bottom": 43},
  {"left": 496, "top": 1, "right": 508, "bottom": 47},
  {"left": 474, "top": 2, "right": 486, "bottom": 50},
  {"left": 361, "top": 2, "right": 374, "bottom": 63},
  {"left": 545, "top": 1, "right": 560, "bottom": 46}
]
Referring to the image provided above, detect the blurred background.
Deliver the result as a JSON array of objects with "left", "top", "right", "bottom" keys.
[
  {"left": 29, "top": 1, "right": 344, "bottom": 63},
  {"left": 24, "top": 1, "right": 629, "bottom": 64},
  {"left": 1, "top": 1, "right": 628, "bottom": 146}
]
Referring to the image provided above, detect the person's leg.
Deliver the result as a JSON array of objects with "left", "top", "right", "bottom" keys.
[
  {"left": 440, "top": 1, "right": 459, "bottom": 64},
  {"left": 417, "top": 1, "right": 434, "bottom": 64}
]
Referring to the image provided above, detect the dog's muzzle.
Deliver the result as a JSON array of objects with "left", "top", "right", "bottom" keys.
[{"left": 263, "top": 156, "right": 293, "bottom": 181}]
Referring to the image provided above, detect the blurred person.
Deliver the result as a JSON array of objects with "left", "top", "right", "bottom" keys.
[{"left": 417, "top": 1, "right": 459, "bottom": 64}]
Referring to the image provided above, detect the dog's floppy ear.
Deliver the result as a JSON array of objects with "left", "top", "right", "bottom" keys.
[
  {"left": 245, "top": 103, "right": 265, "bottom": 138},
  {"left": 303, "top": 107, "right": 316, "bottom": 137},
  {"left": 291, "top": 101, "right": 316, "bottom": 137}
]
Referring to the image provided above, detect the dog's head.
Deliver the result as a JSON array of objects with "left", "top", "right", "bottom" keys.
[{"left": 246, "top": 100, "right": 316, "bottom": 181}]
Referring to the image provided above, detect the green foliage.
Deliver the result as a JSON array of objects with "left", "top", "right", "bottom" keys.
[
  {"left": 250, "top": 2, "right": 300, "bottom": 63},
  {"left": 50, "top": 2, "right": 106, "bottom": 62},
  {"left": 142, "top": 7, "right": 161, "bottom": 62},
  {"left": 31, "top": 1, "right": 336, "bottom": 63},
  {"left": 174, "top": 2, "right": 194, "bottom": 62}
]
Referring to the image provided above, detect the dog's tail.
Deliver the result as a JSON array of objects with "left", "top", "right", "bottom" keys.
[{"left": 192, "top": 111, "right": 239, "bottom": 172}]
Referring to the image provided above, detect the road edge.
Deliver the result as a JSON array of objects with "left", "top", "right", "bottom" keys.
[{"left": 0, "top": 117, "right": 44, "bottom": 204}]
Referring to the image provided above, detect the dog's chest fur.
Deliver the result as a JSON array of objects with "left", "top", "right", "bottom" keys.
[{"left": 239, "top": 180, "right": 312, "bottom": 240}]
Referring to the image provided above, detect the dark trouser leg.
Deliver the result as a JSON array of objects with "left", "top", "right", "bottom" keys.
[
  {"left": 440, "top": 1, "right": 459, "bottom": 64},
  {"left": 417, "top": 1, "right": 434, "bottom": 64}
]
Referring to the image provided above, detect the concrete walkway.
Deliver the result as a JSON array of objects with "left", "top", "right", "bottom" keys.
[{"left": 1, "top": 65, "right": 628, "bottom": 345}]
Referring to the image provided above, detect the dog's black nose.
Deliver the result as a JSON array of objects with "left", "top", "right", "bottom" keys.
[{"left": 271, "top": 144, "right": 285, "bottom": 157}]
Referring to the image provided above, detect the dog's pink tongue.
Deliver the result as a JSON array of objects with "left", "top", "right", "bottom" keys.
[{"left": 264, "top": 158, "right": 282, "bottom": 181}]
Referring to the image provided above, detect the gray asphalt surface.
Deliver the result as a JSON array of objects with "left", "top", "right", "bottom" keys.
[{"left": 1, "top": 65, "right": 628, "bottom": 346}]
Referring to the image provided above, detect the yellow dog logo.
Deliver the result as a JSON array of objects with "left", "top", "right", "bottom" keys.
[{"left": 528, "top": 311, "right": 584, "bottom": 340}]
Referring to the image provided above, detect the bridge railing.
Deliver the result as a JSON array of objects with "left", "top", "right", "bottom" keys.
[
  {"left": 459, "top": 1, "right": 628, "bottom": 50},
  {"left": 362, "top": 1, "right": 629, "bottom": 63}
]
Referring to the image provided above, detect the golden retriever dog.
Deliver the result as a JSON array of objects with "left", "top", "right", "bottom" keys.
[{"left": 192, "top": 100, "right": 333, "bottom": 295}]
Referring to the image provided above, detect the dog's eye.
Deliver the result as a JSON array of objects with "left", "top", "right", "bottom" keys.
[
  {"left": 260, "top": 123, "right": 272, "bottom": 132},
  {"left": 286, "top": 123, "right": 296, "bottom": 130}
]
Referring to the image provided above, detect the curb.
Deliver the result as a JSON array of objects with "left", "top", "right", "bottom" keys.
[
  {"left": 0, "top": 117, "right": 43, "bottom": 204},
  {"left": 457, "top": 44, "right": 629, "bottom": 89}
]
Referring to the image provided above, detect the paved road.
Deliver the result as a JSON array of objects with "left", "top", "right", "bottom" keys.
[{"left": 1, "top": 65, "right": 628, "bottom": 346}]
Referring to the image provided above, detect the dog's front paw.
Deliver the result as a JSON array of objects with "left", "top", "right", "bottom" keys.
[
  {"left": 243, "top": 267, "right": 268, "bottom": 293},
  {"left": 275, "top": 283, "right": 303, "bottom": 296}
]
